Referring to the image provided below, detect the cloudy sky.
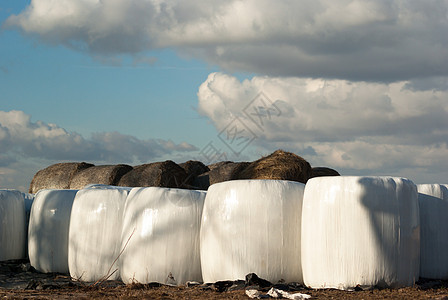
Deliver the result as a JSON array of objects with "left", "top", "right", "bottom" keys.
[{"left": 1, "top": 0, "right": 447, "bottom": 192}]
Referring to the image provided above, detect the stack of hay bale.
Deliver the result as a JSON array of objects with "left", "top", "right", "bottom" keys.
[
  {"left": 9, "top": 149, "right": 447, "bottom": 291},
  {"left": 27, "top": 149, "right": 338, "bottom": 194}
]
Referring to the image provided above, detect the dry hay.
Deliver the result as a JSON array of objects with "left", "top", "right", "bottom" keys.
[
  {"left": 310, "top": 167, "right": 340, "bottom": 178},
  {"left": 237, "top": 150, "right": 312, "bottom": 183},
  {"left": 194, "top": 161, "right": 250, "bottom": 189},
  {"left": 117, "top": 160, "right": 188, "bottom": 188},
  {"left": 207, "top": 161, "right": 233, "bottom": 171},
  {"left": 179, "top": 160, "right": 209, "bottom": 177},
  {"left": 179, "top": 160, "right": 210, "bottom": 189},
  {"left": 69, "top": 164, "right": 133, "bottom": 189},
  {"left": 29, "top": 162, "right": 94, "bottom": 194}
]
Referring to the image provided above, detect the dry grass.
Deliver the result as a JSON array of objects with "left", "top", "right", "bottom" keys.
[
  {"left": 310, "top": 167, "right": 340, "bottom": 178},
  {"left": 29, "top": 162, "right": 94, "bottom": 194},
  {"left": 117, "top": 160, "right": 188, "bottom": 188},
  {"left": 237, "top": 150, "right": 312, "bottom": 183},
  {"left": 69, "top": 164, "right": 133, "bottom": 189},
  {"left": 2, "top": 280, "right": 448, "bottom": 299}
]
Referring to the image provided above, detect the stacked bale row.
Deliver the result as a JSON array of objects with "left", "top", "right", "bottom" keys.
[
  {"left": 12, "top": 149, "right": 448, "bottom": 290},
  {"left": 24, "top": 185, "right": 206, "bottom": 285},
  {"left": 29, "top": 150, "right": 340, "bottom": 194},
  {"left": 29, "top": 163, "right": 132, "bottom": 194},
  {"left": 3, "top": 179, "right": 448, "bottom": 290}
]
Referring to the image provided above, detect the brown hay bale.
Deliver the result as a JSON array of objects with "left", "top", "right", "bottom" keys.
[
  {"left": 209, "top": 161, "right": 250, "bottom": 185},
  {"left": 29, "top": 162, "right": 94, "bottom": 194},
  {"left": 310, "top": 167, "right": 340, "bottom": 178},
  {"left": 237, "top": 150, "right": 312, "bottom": 183},
  {"left": 69, "top": 164, "right": 133, "bottom": 189},
  {"left": 179, "top": 160, "right": 210, "bottom": 189},
  {"left": 194, "top": 161, "right": 250, "bottom": 189},
  {"left": 193, "top": 172, "right": 211, "bottom": 190},
  {"left": 117, "top": 160, "right": 188, "bottom": 188},
  {"left": 207, "top": 161, "right": 233, "bottom": 171}
]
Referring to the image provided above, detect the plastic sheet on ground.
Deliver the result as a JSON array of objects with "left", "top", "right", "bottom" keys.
[
  {"left": 417, "top": 184, "right": 448, "bottom": 279},
  {"left": 200, "top": 180, "right": 305, "bottom": 284},
  {"left": 120, "top": 187, "right": 206, "bottom": 285},
  {"left": 301, "top": 176, "right": 420, "bottom": 290},
  {"left": 28, "top": 189, "right": 78, "bottom": 273},
  {"left": 68, "top": 185, "right": 131, "bottom": 282},
  {"left": 0, "top": 190, "right": 26, "bottom": 261},
  {"left": 267, "top": 288, "right": 311, "bottom": 299},
  {"left": 245, "top": 288, "right": 311, "bottom": 299}
]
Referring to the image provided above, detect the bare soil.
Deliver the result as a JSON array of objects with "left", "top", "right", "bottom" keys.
[{"left": 1, "top": 259, "right": 448, "bottom": 299}]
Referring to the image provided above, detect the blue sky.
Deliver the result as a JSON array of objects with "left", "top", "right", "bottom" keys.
[
  {"left": 1, "top": 1, "right": 218, "bottom": 143},
  {"left": 1, "top": 0, "right": 447, "bottom": 192}
]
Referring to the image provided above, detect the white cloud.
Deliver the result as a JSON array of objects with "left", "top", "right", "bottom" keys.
[
  {"left": 0, "top": 110, "right": 197, "bottom": 191},
  {"left": 197, "top": 73, "right": 448, "bottom": 183},
  {"left": 5, "top": 0, "right": 448, "bottom": 81}
]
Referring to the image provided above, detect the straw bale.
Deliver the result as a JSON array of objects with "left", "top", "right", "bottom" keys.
[
  {"left": 237, "top": 150, "right": 311, "bottom": 183},
  {"left": 69, "top": 164, "right": 133, "bottom": 189},
  {"left": 29, "top": 162, "right": 94, "bottom": 194},
  {"left": 194, "top": 161, "right": 250, "bottom": 189},
  {"left": 179, "top": 160, "right": 210, "bottom": 189},
  {"left": 118, "top": 160, "right": 187, "bottom": 188},
  {"left": 310, "top": 167, "right": 340, "bottom": 178}
]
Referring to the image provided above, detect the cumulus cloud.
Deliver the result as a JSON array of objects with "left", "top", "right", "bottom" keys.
[
  {"left": 0, "top": 110, "right": 197, "bottom": 191},
  {"left": 197, "top": 73, "right": 448, "bottom": 183},
  {"left": 0, "top": 110, "right": 197, "bottom": 164},
  {"left": 5, "top": 0, "right": 448, "bottom": 81}
]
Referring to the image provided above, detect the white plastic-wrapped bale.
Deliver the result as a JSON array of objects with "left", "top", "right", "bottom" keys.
[
  {"left": 68, "top": 185, "right": 131, "bottom": 282},
  {"left": 23, "top": 193, "right": 35, "bottom": 220},
  {"left": 302, "top": 176, "right": 420, "bottom": 290},
  {"left": 28, "top": 189, "right": 78, "bottom": 273},
  {"left": 417, "top": 184, "right": 448, "bottom": 279},
  {"left": 120, "top": 187, "right": 205, "bottom": 285},
  {"left": 23, "top": 192, "right": 35, "bottom": 257},
  {"left": 200, "top": 180, "right": 305, "bottom": 283},
  {"left": 0, "top": 190, "right": 26, "bottom": 261}
]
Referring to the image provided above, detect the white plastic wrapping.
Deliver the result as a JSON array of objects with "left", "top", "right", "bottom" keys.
[
  {"left": 68, "top": 185, "right": 131, "bottom": 281},
  {"left": 23, "top": 193, "right": 35, "bottom": 220},
  {"left": 417, "top": 184, "right": 448, "bottom": 279},
  {"left": 200, "top": 180, "right": 305, "bottom": 283},
  {"left": 23, "top": 192, "right": 35, "bottom": 257},
  {"left": 120, "top": 187, "right": 206, "bottom": 285},
  {"left": 0, "top": 190, "right": 26, "bottom": 261},
  {"left": 302, "top": 176, "right": 420, "bottom": 290},
  {"left": 28, "top": 189, "right": 78, "bottom": 273}
]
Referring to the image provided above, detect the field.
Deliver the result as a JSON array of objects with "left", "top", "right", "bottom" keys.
[{"left": 1, "top": 259, "right": 448, "bottom": 299}]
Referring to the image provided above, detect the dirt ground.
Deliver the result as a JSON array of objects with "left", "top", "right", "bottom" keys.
[{"left": 1, "top": 259, "right": 448, "bottom": 299}]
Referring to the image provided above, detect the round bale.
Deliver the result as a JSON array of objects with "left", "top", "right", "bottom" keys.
[
  {"left": 118, "top": 160, "right": 188, "bottom": 188},
  {"left": 29, "top": 162, "right": 94, "bottom": 194},
  {"left": 69, "top": 164, "right": 133, "bottom": 189},
  {"left": 237, "top": 150, "right": 311, "bottom": 184},
  {"left": 310, "top": 167, "right": 340, "bottom": 178}
]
